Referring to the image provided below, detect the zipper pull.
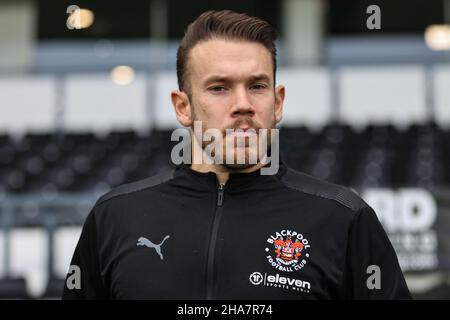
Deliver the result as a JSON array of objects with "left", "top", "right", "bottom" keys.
[{"left": 217, "top": 184, "right": 225, "bottom": 206}]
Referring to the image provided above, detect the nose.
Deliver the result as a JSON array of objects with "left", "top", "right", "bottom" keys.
[{"left": 231, "top": 86, "right": 255, "bottom": 118}]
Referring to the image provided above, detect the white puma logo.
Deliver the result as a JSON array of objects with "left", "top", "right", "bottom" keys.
[{"left": 136, "top": 235, "right": 170, "bottom": 260}]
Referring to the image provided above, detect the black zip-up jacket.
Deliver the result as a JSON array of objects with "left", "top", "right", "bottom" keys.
[{"left": 62, "top": 161, "right": 411, "bottom": 299}]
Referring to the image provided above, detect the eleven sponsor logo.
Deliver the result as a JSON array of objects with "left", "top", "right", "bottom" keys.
[
  {"left": 249, "top": 272, "right": 311, "bottom": 293},
  {"left": 265, "top": 229, "right": 310, "bottom": 272}
]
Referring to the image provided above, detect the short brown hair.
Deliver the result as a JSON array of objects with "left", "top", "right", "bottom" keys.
[{"left": 176, "top": 10, "right": 278, "bottom": 94}]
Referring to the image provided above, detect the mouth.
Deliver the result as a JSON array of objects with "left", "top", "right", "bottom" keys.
[{"left": 225, "top": 127, "right": 258, "bottom": 138}]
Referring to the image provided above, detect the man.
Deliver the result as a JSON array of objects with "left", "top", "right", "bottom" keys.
[{"left": 63, "top": 10, "right": 411, "bottom": 300}]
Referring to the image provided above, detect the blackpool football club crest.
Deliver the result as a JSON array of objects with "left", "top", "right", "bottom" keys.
[{"left": 265, "top": 229, "right": 311, "bottom": 272}]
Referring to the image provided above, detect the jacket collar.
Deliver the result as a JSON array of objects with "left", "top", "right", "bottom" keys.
[{"left": 173, "top": 159, "right": 288, "bottom": 193}]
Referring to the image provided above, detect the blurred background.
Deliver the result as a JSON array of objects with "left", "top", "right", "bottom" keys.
[{"left": 1, "top": 0, "right": 450, "bottom": 299}]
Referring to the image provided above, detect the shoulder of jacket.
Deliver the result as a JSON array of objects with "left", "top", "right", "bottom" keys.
[
  {"left": 95, "top": 168, "right": 175, "bottom": 206},
  {"left": 280, "top": 168, "right": 368, "bottom": 212}
]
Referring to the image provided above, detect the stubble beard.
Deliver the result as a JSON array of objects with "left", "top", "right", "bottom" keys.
[{"left": 192, "top": 117, "right": 275, "bottom": 172}]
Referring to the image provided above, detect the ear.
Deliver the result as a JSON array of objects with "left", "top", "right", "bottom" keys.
[
  {"left": 274, "top": 84, "right": 285, "bottom": 124},
  {"left": 171, "top": 90, "right": 193, "bottom": 127}
]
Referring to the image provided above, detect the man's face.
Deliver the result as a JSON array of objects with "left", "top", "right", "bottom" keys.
[{"left": 185, "top": 39, "right": 284, "bottom": 169}]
